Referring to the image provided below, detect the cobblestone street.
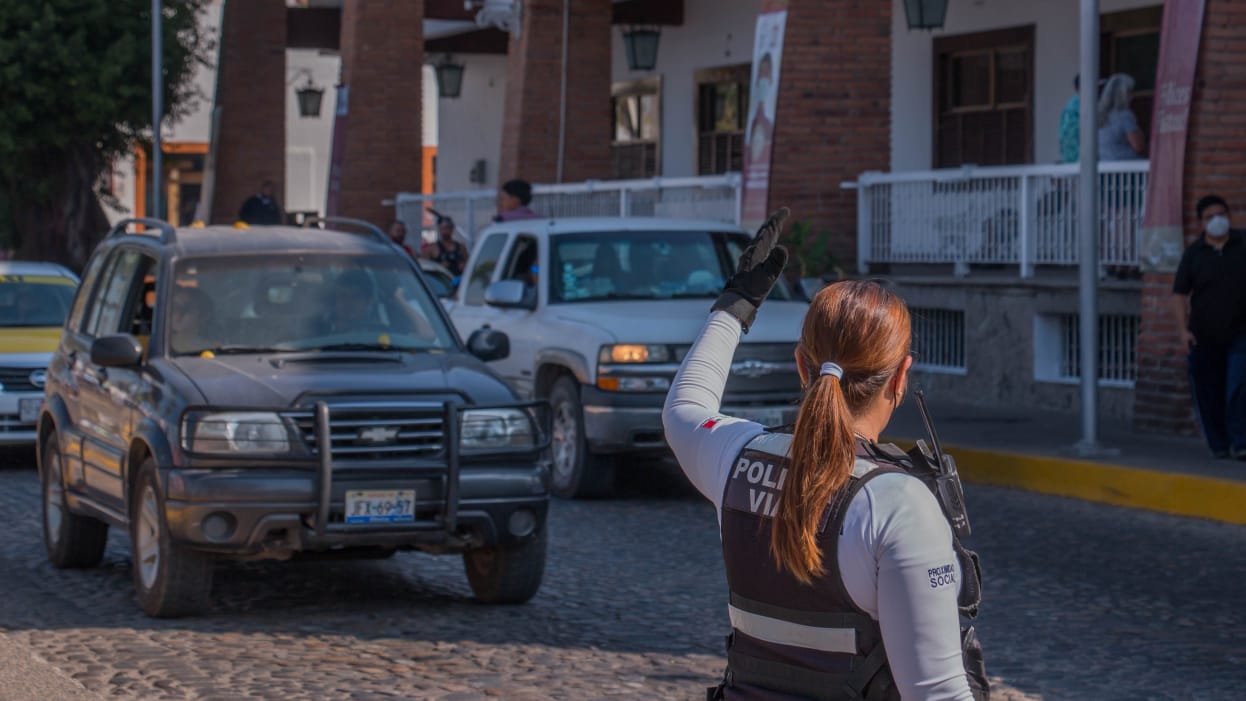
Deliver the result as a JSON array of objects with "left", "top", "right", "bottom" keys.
[{"left": 0, "top": 451, "right": 1243, "bottom": 701}]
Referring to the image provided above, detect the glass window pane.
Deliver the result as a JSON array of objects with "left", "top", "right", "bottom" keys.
[
  {"left": 465, "top": 234, "right": 507, "bottom": 306},
  {"left": 950, "top": 53, "right": 992, "bottom": 109},
  {"left": 1115, "top": 32, "right": 1159, "bottom": 92},
  {"left": 995, "top": 49, "right": 1028, "bottom": 104},
  {"left": 640, "top": 93, "right": 659, "bottom": 140}
]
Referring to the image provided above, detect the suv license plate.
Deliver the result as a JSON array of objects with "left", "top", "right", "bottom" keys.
[
  {"left": 19, "top": 398, "right": 41, "bottom": 424},
  {"left": 345, "top": 490, "right": 416, "bottom": 525}
]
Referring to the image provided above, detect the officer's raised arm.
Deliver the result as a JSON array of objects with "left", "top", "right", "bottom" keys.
[{"left": 662, "top": 209, "right": 790, "bottom": 509}]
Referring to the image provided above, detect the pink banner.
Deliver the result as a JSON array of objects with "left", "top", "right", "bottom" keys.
[
  {"left": 325, "top": 84, "right": 350, "bottom": 217},
  {"left": 1140, "top": 0, "right": 1207, "bottom": 272},
  {"left": 740, "top": 10, "right": 787, "bottom": 230}
]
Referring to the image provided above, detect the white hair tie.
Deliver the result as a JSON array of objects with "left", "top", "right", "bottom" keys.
[{"left": 820, "top": 362, "right": 844, "bottom": 380}]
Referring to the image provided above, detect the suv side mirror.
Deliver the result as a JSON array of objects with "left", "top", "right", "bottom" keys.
[
  {"left": 467, "top": 328, "right": 510, "bottom": 362},
  {"left": 90, "top": 334, "right": 144, "bottom": 368},
  {"left": 484, "top": 280, "right": 535, "bottom": 310}
]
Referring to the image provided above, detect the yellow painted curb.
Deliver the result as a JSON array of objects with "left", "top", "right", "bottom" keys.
[{"left": 884, "top": 439, "right": 1246, "bottom": 526}]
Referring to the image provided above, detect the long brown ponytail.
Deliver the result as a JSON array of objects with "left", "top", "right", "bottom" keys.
[{"left": 770, "top": 280, "right": 911, "bottom": 584}]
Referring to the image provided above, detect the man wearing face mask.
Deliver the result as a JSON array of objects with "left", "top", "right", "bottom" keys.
[{"left": 1173, "top": 195, "right": 1246, "bottom": 459}]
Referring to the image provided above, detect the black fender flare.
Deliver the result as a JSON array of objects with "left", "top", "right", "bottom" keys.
[
  {"left": 124, "top": 417, "right": 178, "bottom": 511},
  {"left": 36, "top": 393, "right": 73, "bottom": 470}
]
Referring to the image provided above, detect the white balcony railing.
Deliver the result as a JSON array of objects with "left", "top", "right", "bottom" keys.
[
  {"left": 394, "top": 174, "right": 743, "bottom": 246},
  {"left": 848, "top": 161, "right": 1149, "bottom": 277}
]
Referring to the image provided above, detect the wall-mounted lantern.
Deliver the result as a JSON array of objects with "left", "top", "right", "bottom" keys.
[
  {"left": 621, "top": 26, "right": 661, "bottom": 72},
  {"left": 903, "top": 0, "right": 949, "bottom": 30},
  {"left": 434, "top": 54, "right": 466, "bottom": 99}
]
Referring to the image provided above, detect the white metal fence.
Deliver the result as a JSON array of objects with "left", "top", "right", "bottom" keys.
[
  {"left": 394, "top": 174, "right": 742, "bottom": 246},
  {"left": 851, "top": 161, "right": 1149, "bottom": 277}
]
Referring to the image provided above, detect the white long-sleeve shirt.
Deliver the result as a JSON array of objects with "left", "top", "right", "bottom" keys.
[{"left": 662, "top": 311, "right": 974, "bottom": 701}]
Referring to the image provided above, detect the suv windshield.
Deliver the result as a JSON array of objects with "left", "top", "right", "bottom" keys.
[
  {"left": 168, "top": 254, "right": 456, "bottom": 355},
  {"left": 549, "top": 230, "right": 797, "bottom": 304},
  {"left": 0, "top": 275, "right": 76, "bottom": 328}
]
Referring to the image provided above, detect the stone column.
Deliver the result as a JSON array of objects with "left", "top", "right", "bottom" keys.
[
  {"left": 210, "top": 0, "right": 286, "bottom": 225},
  {"left": 497, "top": 0, "right": 613, "bottom": 184},
  {"left": 333, "top": 0, "right": 425, "bottom": 226}
]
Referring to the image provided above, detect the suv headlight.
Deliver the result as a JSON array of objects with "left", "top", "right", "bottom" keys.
[
  {"left": 182, "top": 411, "right": 292, "bottom": 455},
  {"left": 461, "top": 408, "right": 537, "bottom": 451}
]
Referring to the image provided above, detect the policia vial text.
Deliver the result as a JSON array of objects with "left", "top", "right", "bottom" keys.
[{"left": 731, "top": 457, "right": 789, "bottom": 517}]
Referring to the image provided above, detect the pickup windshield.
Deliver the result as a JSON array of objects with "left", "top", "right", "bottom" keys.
[
  {"left": 549, "top": 230, "right": 798, "bottom": 304},
  {"left": 168, "top": 253, "right": 456, "bottom": 355}
]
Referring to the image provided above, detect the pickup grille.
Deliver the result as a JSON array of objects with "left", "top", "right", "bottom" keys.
[
  {"left": 288, "top": 402, "right": 446, "bottom": 463},
  {"left": 0, "top": 367, "right": 43, "bottom": 393},
  {"left": 727, "top": 343, "right": 800, "bottom": 394}
]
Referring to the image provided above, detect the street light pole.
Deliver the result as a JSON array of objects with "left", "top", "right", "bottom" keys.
[
  {"left": 151, "top": 0, "right": 163, "bottom": 220},
  {"left": 1077, "top": 0, "right": 1101, "bottom": 453}
]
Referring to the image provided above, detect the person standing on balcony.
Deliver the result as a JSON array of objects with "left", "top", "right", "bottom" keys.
[
  {"left": 1173, "top": 195, "right": 1246, "bottom": 460},
  {"left": 494, "top": 179, "right": 541, "bottom": 222},
  {"left": 1097, "top": 74, "right": 1146, "bottom": 161},
  {"left": 1059, "top": 75, "right": 1081, "bottom": 163}
]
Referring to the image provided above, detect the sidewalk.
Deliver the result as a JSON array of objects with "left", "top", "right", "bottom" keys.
[
  {"left": 0, "top": 632, "right": 100, "bottom": 701},
  {"left": 883, "top": 398, "right": 1246, "bottom": 526}
]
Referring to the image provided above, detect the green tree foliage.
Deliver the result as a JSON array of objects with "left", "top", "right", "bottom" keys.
[{"left": 0, "top": 0, "right": 211, "bottom": 270}]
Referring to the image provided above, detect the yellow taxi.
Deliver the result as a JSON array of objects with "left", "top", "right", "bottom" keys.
[{"left": 0, "top": 262, "right": 78, "bottom": 446}]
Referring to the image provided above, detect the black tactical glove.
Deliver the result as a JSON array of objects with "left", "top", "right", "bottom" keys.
[{"left": 712, "top": 207, "right": 790, "bottom": 333}]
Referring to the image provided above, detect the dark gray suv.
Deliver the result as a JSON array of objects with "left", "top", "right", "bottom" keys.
[{"left": 38, "top": 218, "right": 549, "bottom": 617}]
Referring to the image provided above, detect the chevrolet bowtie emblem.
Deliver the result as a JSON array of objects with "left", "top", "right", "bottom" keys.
[
  {"left": 356, "top": 426, "right": 401, "bottom": 446},
  {"left": 731, "top": 359, "right": 776, "bottom": 379}
]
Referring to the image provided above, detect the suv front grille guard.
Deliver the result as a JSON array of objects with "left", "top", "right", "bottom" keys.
[{"left": 310, "top": 399, "right": 550, "bottom": 539}]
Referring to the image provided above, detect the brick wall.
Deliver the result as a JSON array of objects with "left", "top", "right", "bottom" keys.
[
  {"left": 210, "top": 0, "right": 286, "bottom": 225},
  {"left": 1134, "top": 0, "right": 1245, "bottom": 434},
  {"left": 335, "top": 0, "right": 425, "bottom": 226},
  {"left": 498, "top": 0, "right": 613, "bottom": 184},
  {"left": 762, "top": 0, "right": 891, "bottom": 261}
]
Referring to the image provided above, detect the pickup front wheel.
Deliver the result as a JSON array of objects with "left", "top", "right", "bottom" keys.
[{"left": 548, "top": 376, "right": 615, "bottom": 498}]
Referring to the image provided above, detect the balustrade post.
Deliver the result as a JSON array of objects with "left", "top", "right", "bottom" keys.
[
  {"left": 856, "top": 181, "right": 870, "bottom": 275},
  {"left": 1019, "top": 174, "right": 1033, "bottom": 278}
]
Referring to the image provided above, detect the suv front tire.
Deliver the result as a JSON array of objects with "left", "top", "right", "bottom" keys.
[{"left": 131, "top": 458, "right": 214, "bottom": 617}]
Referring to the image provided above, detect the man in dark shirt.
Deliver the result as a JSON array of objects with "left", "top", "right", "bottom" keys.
[
  {"left": 238, "top": 180, "right": 284, "bottom": 226},
  {"left": 1172, "top": 194, "right": 1246, "bottom": 459}
]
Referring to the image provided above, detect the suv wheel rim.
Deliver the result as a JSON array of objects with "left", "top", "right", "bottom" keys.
[
  {"left": 136, "top": 486, "right": 161, "bottom": 590},
  {"left": 44, "top": 453, "right": 64, "bottom": 548},
  {"left": 551, "top": 399, "right": 578, "bottom": 487}
]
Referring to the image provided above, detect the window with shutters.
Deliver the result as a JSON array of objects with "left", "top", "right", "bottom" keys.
[
  {"left": 611, "top": 78, "right": 660, "bottom": 179},
  {"left": 933, "top": 26, "right": 1034, "bottom": 168},
  {"left": 694, "top": 64, "right": 749, "bottom": 176}
]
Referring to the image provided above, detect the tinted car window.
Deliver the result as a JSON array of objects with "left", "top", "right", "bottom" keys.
[
  {"left": 84, "top": 250, "right": 144, "bottom": 337},
  {"left": 167, "top": 253, "right": 456, "bottom": 354},
  {"left": 549, "top": 231, "right": 795, "bottom": 303},
  {"left": 67, "top": 254, "right": 108, "bottom": 332},
  {"left": 0, "top": 274, "right": 76, "bottom": 328},
  {"left": 464, "top": 234, "right": 507, "bottom": 306}
]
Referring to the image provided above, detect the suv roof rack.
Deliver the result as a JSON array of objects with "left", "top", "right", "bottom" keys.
[
  {"left": 108, "top": 217, "right": 177, "bottom": 245},
  {"left": 301, "top": 216, "right": 389, "bottom": 245}
]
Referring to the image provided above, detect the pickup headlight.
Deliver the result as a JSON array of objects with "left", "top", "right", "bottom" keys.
[
  {"left": 182, "top": 411, "right": 293, "bottom": 455},
  {"left": 461, "top": 408, "right": 537, "bottom": 451},
  {"left": 596, "top": 344, "right": 688, "bottom": 392}
]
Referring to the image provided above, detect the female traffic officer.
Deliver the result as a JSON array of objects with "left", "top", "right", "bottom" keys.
[{"left": 662, "top": 209, "right": 986, "bottom": 701}]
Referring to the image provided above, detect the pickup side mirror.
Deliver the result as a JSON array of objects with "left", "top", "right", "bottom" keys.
[
  {"left": 90, "top": 334, "right": 144, "bottom": 368},
  {"left": 467, "top": 328, "right": 510, "bottom": 362},
  {"left": 484, "top": 280, "right": 535, "bottom": 310}
]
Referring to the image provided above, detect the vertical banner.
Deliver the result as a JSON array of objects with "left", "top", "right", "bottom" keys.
[
  {"left": 1139, "top": 0, "right": 1207, "bottom": 272},
  {"left": 740, "top": 10, "right": 788, "bottom": 229},
  {"left": 325, "top": 84, "right": 350, "bottom": 217}
]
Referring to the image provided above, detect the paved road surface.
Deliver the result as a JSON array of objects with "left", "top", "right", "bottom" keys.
[{"left": 0, "top": 450, "right": 1242, "bottom": 700}]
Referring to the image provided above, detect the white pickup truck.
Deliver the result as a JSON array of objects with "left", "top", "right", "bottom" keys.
[{"left": 444, "top": 217, "right": 809, "bottom": 498}]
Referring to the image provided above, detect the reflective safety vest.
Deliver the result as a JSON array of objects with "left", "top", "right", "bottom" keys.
[{"left": 712, "top": 432, "right": 988, "bottom": 701}]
